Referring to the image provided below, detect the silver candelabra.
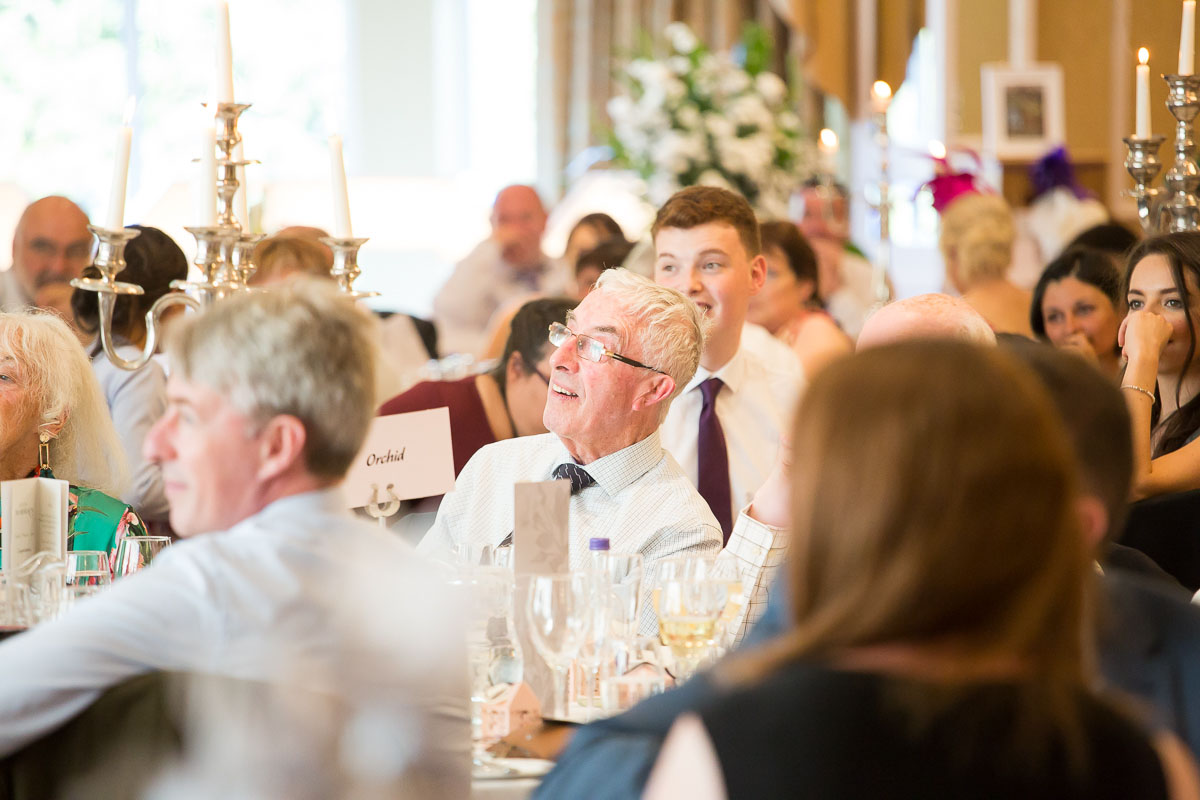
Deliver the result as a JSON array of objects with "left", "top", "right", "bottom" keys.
[
  {"left": 1125, "top": 73, "right": 1200, "bottom": 234},
  {"left": 76, "top": 99, "right": 376, "bottom": 371}
]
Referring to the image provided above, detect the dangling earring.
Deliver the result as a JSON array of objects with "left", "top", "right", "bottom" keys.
[{"left": 38, "top": 430, "right": 51, "bottom": 477}]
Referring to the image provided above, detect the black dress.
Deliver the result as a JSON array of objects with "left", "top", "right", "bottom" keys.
[{"left": 700, "top": 663, "right": 1168, "bottom": 800}]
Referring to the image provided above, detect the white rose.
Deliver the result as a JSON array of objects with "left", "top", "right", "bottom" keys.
[
  {"left": 607, "top": 95, "right": 633, "bottom": 123},
  {"left": 668, "top": 56, "right": 691, "bottom": 75},
  {"left": 705, "top": 113, "right": 735, "bottom": 141},
  {"left": 664, "top": 21, "right": 699, "bottom": 54},
  {"left": 754, "top": 72, "right": 787, "bottom": 106},
  {"left": 676, "top": 105, "right": 701, "bottom": 130}
]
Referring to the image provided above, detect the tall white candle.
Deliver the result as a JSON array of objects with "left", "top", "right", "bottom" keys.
[
  {"left": 1008, "top": 0, "right": 1031, "bottom": 67},
  {"left": 871, "top": 80, "right": 892, "bottom": 114},
  {"left": 105, "top": 99, "right": 135, "bottom": 230},
  {"left": 328, "top": 134, "right": 352, "bottom": 238},
  {"left": 196, "top": 125, "right": 217, "bottom": 226},
  {"left": 818, "top": 128, "right": 839, "bottom": 175},
  {"left": 216, "top": 1, "right": 234, "bottom": 103},
  {"left": 1137, "top": 48, "right": 1152, "bottom": 139},
  {"left": 1181, "top": 0, "right": 1196, "bottom": 75},
  {"left": 233, "top": 141, "right": 249, "bottom": 230}
]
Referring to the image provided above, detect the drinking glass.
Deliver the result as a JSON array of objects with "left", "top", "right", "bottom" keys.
[
  {"left": 656, "top": 578, "right": 727, "bottom": 681},
  {"left": 574, "top": 574, "right": 614, "bottom": 716},
  {"left": 601, "top": 553, "right": 644, "bottom": 641},
  {"left": 526, "top": 573, "right": 589, "bottom": 720},
  {"left": 647, "top": 555, "right": 713, "bottom": 624},
  {"left": 449, "top": 567, "right": 522, "bottom": 742},
  {"left": 66, "top": 550, "right": 112, "bottom": 601},
  {"left": 113, "top": 536, "right": 172, "bottom": 579},
  {"left": 599, "top": 636, "right": 670, "bottom": 713},
  {"left": 708, "top": 558, "right": 747, "bottom": 651}
]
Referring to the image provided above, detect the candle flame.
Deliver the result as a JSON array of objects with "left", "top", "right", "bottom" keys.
[
  {"left": 929, "top": 141, "right": 947, "bottom": 159},
  {"left": 122, "top": 96, "right": 137, "bottom": 126},
  {"left": 872, "top": 80, "right": 892, "bottom": 100},
  {"left": 819, "top": 128, "right": 838, "bottom": 149},
  {"left": 1139, "top": 47, "right": 1150, "bottom": 65}
]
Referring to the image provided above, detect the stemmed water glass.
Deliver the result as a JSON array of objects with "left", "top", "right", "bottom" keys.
[
  {"left": 526, "top": 573, "right": 589, "bottom": 720},
  {"left": 112, "top": 536, "right": 172, "bottom": 579}
]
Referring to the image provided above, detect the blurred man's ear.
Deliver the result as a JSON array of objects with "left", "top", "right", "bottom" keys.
[{"left": 1075, "top": 495, "right": 1110, "bottom": 553}]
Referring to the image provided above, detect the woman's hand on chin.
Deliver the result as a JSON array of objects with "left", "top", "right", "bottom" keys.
[{"left": 1120, "top": 310, "right": 1173, "bottom": 365}]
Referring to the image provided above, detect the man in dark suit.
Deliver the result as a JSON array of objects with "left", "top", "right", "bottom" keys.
[{"left": 535, "top": 343, "right": 1200, "bottom": 798}]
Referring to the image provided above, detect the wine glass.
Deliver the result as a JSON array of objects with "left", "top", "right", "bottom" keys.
[
  {"left": 647, "top": 555, "right": 713, "bottom": 624},
  {"left": 708, "top": 558, "right": 747, "bottom": 651},
  {"left": 525, "top": 573, "right": 589, "bottom": 720},
  {"left": 112, "top": 536, "right": 172, "bottom": 579},
  {"left": 66, "top": 550, "right": 112, "bottom": 602},
  {"left": 656, "top": 578, "right": 727, "bottom": 681}
]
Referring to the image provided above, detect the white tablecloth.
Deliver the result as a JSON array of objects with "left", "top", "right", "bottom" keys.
[{"left": 472, "top": 777, "right": 540, "bottom": 800}]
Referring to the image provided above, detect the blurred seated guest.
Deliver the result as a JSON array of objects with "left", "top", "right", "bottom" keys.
[
  {"left": 434, "top": 185, "right": 568, "bottom": 356},
  {"left": 379, "top": 296, "right": 575, "bottom": 480},
  {"left": 71, "top": 225, "right": 187, "bottom": 526},
  {"left": 1030, "top": 246, "right": 1124, "bottom": 380},
  {"left": 1121, "top": 232, "right": 1200, "bottom": 500},
  {"left": 248, "top": 235, "right": 332, "bottom": 286},
  {"left": 1068, "top": 222, "right": 1140, "bottom": 260},
  {"left": 856, "top": 293, "right": 996, "bottom": 350},
  {"left": 3, "top": 196, "right": 92, "bottom": 318},
  {"left": 0, "top": 312, "right": 145, "bottom": 558},
  {"left": 748, "top": 221, "right": 852, "bottom": 378},
  {"left": 273, "top": 224, "right": 335, "bottom": 263},
  {"left": 249, "top": 233, "right": 411, "bottom": 402},
  {"left": 793, "top": 180, "right": 882, "bottom": 338},
  {"left": 939, "top": 191, "right": 1033, "bottom": 337},
  {"left": 538, "top": 333, "right": 1200, "bottom": 798},
  {"left": 420, "top": 270, "right": 721, "bottom": 622},
  {"left": 0, "top": 281, "right": 466, "bottom": 764},
  {"left": 563, "top": 212, "right": 627, "bottom": 274},
  {"left": 575, "top": 239, "right": 634, "bottom": 298},
  {"left": 645, "top": 341, "right": 1197, "bottom": 800}
]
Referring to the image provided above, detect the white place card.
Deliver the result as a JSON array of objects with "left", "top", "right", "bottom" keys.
[
  {"left": 512, "top": 479, "right": 570, "bottom": 575},
  {"left": 342, "top": 407, "right": 455, "bottom": 509},
  {"left": 1, "top": 477, "right": 69, "bottom": 573}
]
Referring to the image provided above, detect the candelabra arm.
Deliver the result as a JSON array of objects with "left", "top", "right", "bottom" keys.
[{"left": 95, "top": 292, "right": 202, "bottom": 372}]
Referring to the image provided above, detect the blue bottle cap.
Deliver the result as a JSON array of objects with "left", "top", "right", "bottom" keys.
[{"left": 588, "top": 537, "right": 611, "bottom": 551}]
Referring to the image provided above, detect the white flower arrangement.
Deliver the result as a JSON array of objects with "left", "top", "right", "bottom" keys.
[{"left": 605, "top": 22, "right": 811, "bottom": 219}]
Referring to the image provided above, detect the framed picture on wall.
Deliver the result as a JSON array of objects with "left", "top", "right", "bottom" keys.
[{"left": 981, "top": 64, "right": 1065, "bottom": 160}]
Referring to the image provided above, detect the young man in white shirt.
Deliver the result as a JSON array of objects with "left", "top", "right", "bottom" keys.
[{"left": 653, "top": 186, "right": 803, "bottom": 541}]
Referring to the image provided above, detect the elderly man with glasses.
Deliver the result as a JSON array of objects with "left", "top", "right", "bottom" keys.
[{"left": 418, "top": 269, "right": 722, "bottom": 625}]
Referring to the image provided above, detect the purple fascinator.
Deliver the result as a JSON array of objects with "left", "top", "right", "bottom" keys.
[{"left": 1029, "top": 146, "right": 1090, "bottom": 201}]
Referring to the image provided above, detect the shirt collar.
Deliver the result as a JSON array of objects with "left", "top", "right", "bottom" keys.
[
  {"left": 682, "top": 344, "right": 749, "bottom": 396},
  {"left": 550, "top": 430, "right": 664, "bottom": 498},
  {"left": 235, "top": 487, "right": 346, "bottom": 531}
]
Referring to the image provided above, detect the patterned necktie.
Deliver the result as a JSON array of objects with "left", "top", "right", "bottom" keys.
[
  {"left": 553, "top": 462, "right": 596, "bottom": 495},
  {"left": 698, "top": 377, "right": 733, "bottom": 543}
]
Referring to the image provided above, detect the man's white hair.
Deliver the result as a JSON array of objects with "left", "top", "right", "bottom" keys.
[
  {"left": 0, "top": 312, "right": 128, "bottom": 497},
  {"left": 857, "top": 293, "right": 996, "bottom": 351},
  {"left": 167, "top": 279, "right": 377, "bottom": 480},
  {"left": 592, "top": 268, "right": 709, "bottom": 412}
]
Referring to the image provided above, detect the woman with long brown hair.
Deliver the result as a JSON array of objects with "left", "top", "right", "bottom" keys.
[{"left": 645, "top": 340, "right": 1197, "bottom": 799}]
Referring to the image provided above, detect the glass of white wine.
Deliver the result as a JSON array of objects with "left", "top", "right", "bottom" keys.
[{"left": 656, "top": 578, "right": 727, "bottom": 681}]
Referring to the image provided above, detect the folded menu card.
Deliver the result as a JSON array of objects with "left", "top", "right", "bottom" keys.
[
  {"left": 512, "top": 479, "right": 571, "bottom": 575},
  {"left": 1, "top": 477, "right": 69, "bottom": 573}
]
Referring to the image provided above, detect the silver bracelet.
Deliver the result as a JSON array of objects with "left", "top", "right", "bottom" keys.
[{"left": 1121, "top": 384, "right": 1156, "bottom": 402}]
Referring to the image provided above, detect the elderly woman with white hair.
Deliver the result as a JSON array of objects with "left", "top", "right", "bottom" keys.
[{"left": 0, "top": 311, "right": 146, "bottom": 557}]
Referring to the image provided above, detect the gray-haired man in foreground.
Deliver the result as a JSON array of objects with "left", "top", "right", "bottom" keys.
[{"left": 0, "top": 281, "right": 466, "bottom": 796}]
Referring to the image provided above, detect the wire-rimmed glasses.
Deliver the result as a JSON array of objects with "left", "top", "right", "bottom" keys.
[{"left": 547, "top": 322, "right": 665, "bottom": 374}]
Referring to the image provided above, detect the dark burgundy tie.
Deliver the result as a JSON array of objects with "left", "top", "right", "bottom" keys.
[{"left": 698, "top": 377, "right": 733, "bottom": 543}]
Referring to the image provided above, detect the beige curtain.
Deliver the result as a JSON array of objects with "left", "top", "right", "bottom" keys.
[{"left": 774, "top": 0, "right": 923, "bottom": 117}]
